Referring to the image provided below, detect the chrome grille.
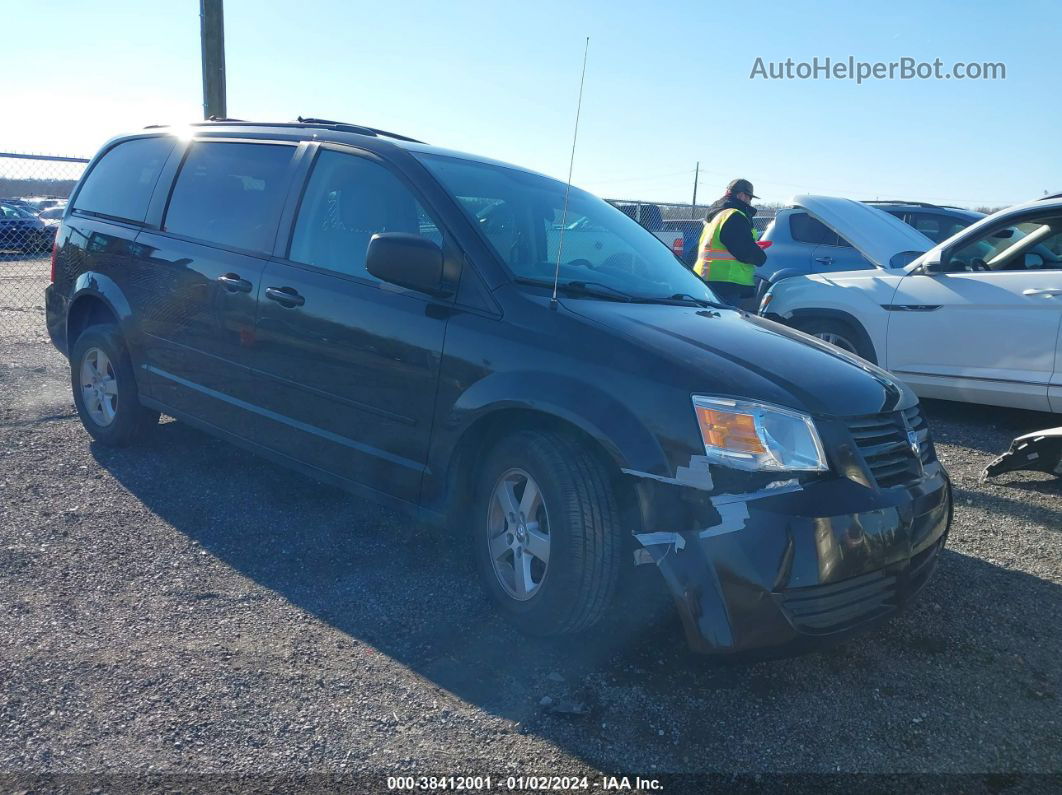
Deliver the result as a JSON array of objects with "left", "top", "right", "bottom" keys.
[{"left": 846, "top": 405, "right": 935, "bottom": 488}]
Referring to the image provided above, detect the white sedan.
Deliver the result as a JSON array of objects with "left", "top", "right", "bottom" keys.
[{"left": 760, "top": 195, "right": 1062, "bottom": 413}]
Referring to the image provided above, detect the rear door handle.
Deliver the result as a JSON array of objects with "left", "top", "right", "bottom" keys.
[
  {"left": 1022, "top": 287, "right": 1062, "bottom": 297},
  {"left": 217, "top": 273, "right": 253, "bottom": 293},
  {"left": 264, "top": 286, "right": 305, "bottom": 307},
  {"left": 815, "top": 256, "right": 833, "bottom": 265}
]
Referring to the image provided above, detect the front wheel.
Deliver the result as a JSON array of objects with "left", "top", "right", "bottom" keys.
[
  {"left": 796, "top": 318, "right": 876, "bottom": 363},
  {"left": 70, "top": 324, "right": 160, "bottom": 446},
  {"left": 474, "top": 430, "right": 623, "bottom": 637}
]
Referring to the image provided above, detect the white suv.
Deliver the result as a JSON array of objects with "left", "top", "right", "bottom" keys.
[{"left": 761, "top": 195, "right": 1062, "bottom": 413}]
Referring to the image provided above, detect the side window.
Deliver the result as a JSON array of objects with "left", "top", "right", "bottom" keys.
[
  {"left": 789, "top": 212, "right": 844, "bottom": 246},
  {"left": 73, "top": 137, "right": 174, "bottom": 222},
  {"left": 289, "top": 150, "right": 442, "bottom": 280},
  {"left": 164, "top": 142, "right": 294, "bottom": 253},
  {"left": 948, "top": 218, "right": 1062, "bottom": 272},
  {"left": 910, "top": 213, "right": 942, "bottom": 242}
]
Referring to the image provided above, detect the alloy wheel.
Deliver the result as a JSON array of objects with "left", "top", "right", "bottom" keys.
[
  {"left": 80, "top": 347, "right": 118, "bottom": 427},
  {"left": 816, "top": 331, "right": 858, "bottom": 355},
  {"left": 487, "top": 468, "right": 551, "bottom": 601}
]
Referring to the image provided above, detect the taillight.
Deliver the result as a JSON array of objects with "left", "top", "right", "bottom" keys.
[
  {"left": 672, "top": 237, "right": 684, "bottom": 256},
  {"left": 757, "top": 240, "right": 773, "bottom": 250},
  {"left": 49, "top": 228, "right": 59, "bottom": 282}
]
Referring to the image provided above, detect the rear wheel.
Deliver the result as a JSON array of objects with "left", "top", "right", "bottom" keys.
[
  {"left": 474, "top": 430, "right": 622, "bottom": 636},
  {"left": 797, "top": 318, "right": 876, "bottom": 363},
  {"left": 70, "top": 324, "right": 160, "bottom": 446}
]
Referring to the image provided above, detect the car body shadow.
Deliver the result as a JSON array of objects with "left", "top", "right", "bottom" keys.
[{"left": 89, "top": 418, "right": 1062, "bottom": 772}]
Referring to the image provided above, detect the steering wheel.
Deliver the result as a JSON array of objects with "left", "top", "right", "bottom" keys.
[
  {"left": 966, "top": 258, "right": 989, "bottom": 272},
  {"left": 566, "top": 258, "right": 595, "bottom": 270}
]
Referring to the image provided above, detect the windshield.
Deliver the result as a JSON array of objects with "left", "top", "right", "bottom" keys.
[{"left": 416, "top": 153, "right": 717, "bottom": 303}]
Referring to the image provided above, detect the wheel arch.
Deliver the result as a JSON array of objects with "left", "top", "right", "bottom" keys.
[
  {"left": 65, "top": 272, "right": 133, "bottom": 348},
  {"left": 430, "top": 375, "right": 669, "bottom": 528},
  {"left": 787, "top": 308, "right": 879, "bottom": 363}
]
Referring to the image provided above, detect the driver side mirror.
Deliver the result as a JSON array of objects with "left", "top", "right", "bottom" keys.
[
  {"left": 919, "top": 252, "right": 948, "bottom": 274},
  {"left": 366, "top": 233, "right": 451, "bottom": 296}
]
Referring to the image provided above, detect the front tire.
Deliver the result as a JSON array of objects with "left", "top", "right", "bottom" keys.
[
  {"left": 70, "top": 324, "right": 160, "bottom": 446},
  {"left": 796, "top": 317, "right": 876, "bottom": 363},
  {"left": 474, "top": 430, "right": 622, "bottom": 637}
]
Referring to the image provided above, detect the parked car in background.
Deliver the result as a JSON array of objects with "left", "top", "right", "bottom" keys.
[
  {"left": 18, "top": 197, "right": 65, "bottom": 214},
  {"left": 45, "top": 120, "right": 950, "bottom": 656},
  {"left": 755, "top": 200, "right": 983, "bottom": 300},
  {"left": 38, "top": 206, "right": 64, "bottom": 241},
  {"left": 864, "top": 200, "right": 984, "bottom": 243},
  {"left": 761, "top": 195, "right": 1062, "bottom": 413},
  {"left": 0, "top": 202, "right": 49, "bottom": 252},
  {"left": 612, "top": 202, "right": 687, "bottom": 259}
]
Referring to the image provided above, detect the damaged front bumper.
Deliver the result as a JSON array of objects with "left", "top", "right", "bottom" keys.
[{"left": 629, "top": 464, "right": 952, "bottom": 656}]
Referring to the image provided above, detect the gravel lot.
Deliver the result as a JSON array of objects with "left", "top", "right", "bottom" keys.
[{"left": 0, "top": 287, "right": 1059, "bottom": 789}]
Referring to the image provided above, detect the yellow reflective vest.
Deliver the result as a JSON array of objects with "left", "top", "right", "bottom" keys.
[{"left": 694, "top": 208, "right": 758, "bottom": 286}]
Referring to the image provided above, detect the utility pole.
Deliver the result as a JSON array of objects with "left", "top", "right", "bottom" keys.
[
  {"left": 691, "top": 161, "right": 700, "bottom": 214},
  {"left": 200, "top": 0, "right": 227, "bottom": 119}
]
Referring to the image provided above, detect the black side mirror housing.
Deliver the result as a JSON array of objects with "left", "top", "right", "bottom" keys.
[{"left": 366, "top": 233, "right": 450, "bottom": 296}]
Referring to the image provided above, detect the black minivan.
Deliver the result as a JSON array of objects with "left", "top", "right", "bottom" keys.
[{"left": 46, "top": 120, "right": 951, "bottom": 655}]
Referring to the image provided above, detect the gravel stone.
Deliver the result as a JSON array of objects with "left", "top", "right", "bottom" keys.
[{"left": 0, "top": 330, "right": 1059, "bottom": 779}]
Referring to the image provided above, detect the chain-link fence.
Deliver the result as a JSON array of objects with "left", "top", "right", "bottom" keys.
[
  {"left": 606, "top": 198, "right": 778, "bottom": 264},
  {"left": 0, "top": 152, "right": 88, "bottom": 341}
]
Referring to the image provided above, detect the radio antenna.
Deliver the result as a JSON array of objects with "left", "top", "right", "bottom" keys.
[{"left": 551, "top": 36, "right": 590, "bottom": 307}]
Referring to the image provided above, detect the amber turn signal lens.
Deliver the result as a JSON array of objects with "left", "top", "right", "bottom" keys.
[{"left": 695, "top": 406, "right": 766, "bottom": 454}]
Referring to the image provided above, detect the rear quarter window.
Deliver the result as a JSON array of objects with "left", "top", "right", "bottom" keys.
[{"left": 73, "top": 137, "right": 175, "bottom": 223}]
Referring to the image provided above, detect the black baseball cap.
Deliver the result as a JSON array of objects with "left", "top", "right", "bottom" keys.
[{"left": 727, "top": 178, "right": 758, "bottom": 198}]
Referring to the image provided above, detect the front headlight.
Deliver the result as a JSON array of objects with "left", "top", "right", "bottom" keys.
[{"left": 692, "top": 396, "right": 828, "bottom": 472}]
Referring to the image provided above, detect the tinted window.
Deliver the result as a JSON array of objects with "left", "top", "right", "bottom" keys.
[
  {"left": 289, "top": 150, "right": 442, "bottom": 280},
  {"left": 789, "top": 212, "right": 849, "bottom": 246},
  {"left": 911, "top": 212, "right": 974, "bottom": 244},
  {"left": 165, "top": 142, "right": 294, "bottom": 253},
  {"left": 73, "top": 137, "right": 174, "bottom": 222}
]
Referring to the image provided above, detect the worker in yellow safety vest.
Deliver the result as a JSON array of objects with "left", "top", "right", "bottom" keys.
[{"left": 694, "top": 178, "right": 768, "bottom": 308}]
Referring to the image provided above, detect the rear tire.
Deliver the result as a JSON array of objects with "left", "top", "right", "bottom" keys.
[
  {"left": 796, "top": 318, "right": 876, "bottom": 363},
  {"left": 473, "top": 430, "right": 623, "bottom": 637},
  {"left": 70, "top": 323, "right": 160, "bottom": 447}
]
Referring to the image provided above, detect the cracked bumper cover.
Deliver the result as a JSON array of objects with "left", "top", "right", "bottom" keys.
[{"left": 633, "top": 464, "right": 952, "bottom": 656}]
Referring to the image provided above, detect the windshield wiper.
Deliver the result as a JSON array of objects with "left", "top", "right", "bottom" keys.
[
  {"left": 512, "top": 277, "right": 633, "bottom": 302},
  {"left": 625, "top": 292, "right": 725, "bottom": 309},
  {"left": 667, "top": 293, "right": 716, "bottom": 308},
  {"left": 564, "top": 281, "right": 634, "bottom": 301}
]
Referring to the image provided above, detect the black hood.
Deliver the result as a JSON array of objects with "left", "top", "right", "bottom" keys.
[
  {"left": 563, "top": 301, "right": 914, "bottom": 418},
  {"left": 706, "top": 195, "right": 757, "bottom": 222}
]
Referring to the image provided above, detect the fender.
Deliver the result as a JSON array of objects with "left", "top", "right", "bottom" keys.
[
  {"left": 781, "top": 307, "right": 879, "bottom": 362},
  {"left": 67, "top": 272, "right": 145, "bottom": 371},
  {"left": 765, "top": 267, "right": 809, "bottom": 287},
  {"left": 421, "top": 369, "right": 673, "bottom": 508},
  {"left": 71, "top": 271, "right": 134, "bottom": 327}
]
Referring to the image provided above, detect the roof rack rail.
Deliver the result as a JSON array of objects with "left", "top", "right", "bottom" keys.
[
  {"left": 292, "top": 116, "right": 425, "bottom": 144},
  {"left": 142, "top": 118, "right": 425, "bottom": 144},
  {"left": 862, "top": 200, "right": 944, "bottom": 208}
]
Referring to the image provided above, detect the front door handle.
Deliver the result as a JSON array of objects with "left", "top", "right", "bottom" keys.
[
  {"left": 1023, "top": 287, "right": 1062, "bottom": 297},
  {"left": 815, "top": 256, "right": 833, "bottom": 265},
  {"left": 264, "top": 286, "right": 305, "bottom": 307},
  {"left": 217, "top": 273, "right": 253, "bottom": 293}
]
